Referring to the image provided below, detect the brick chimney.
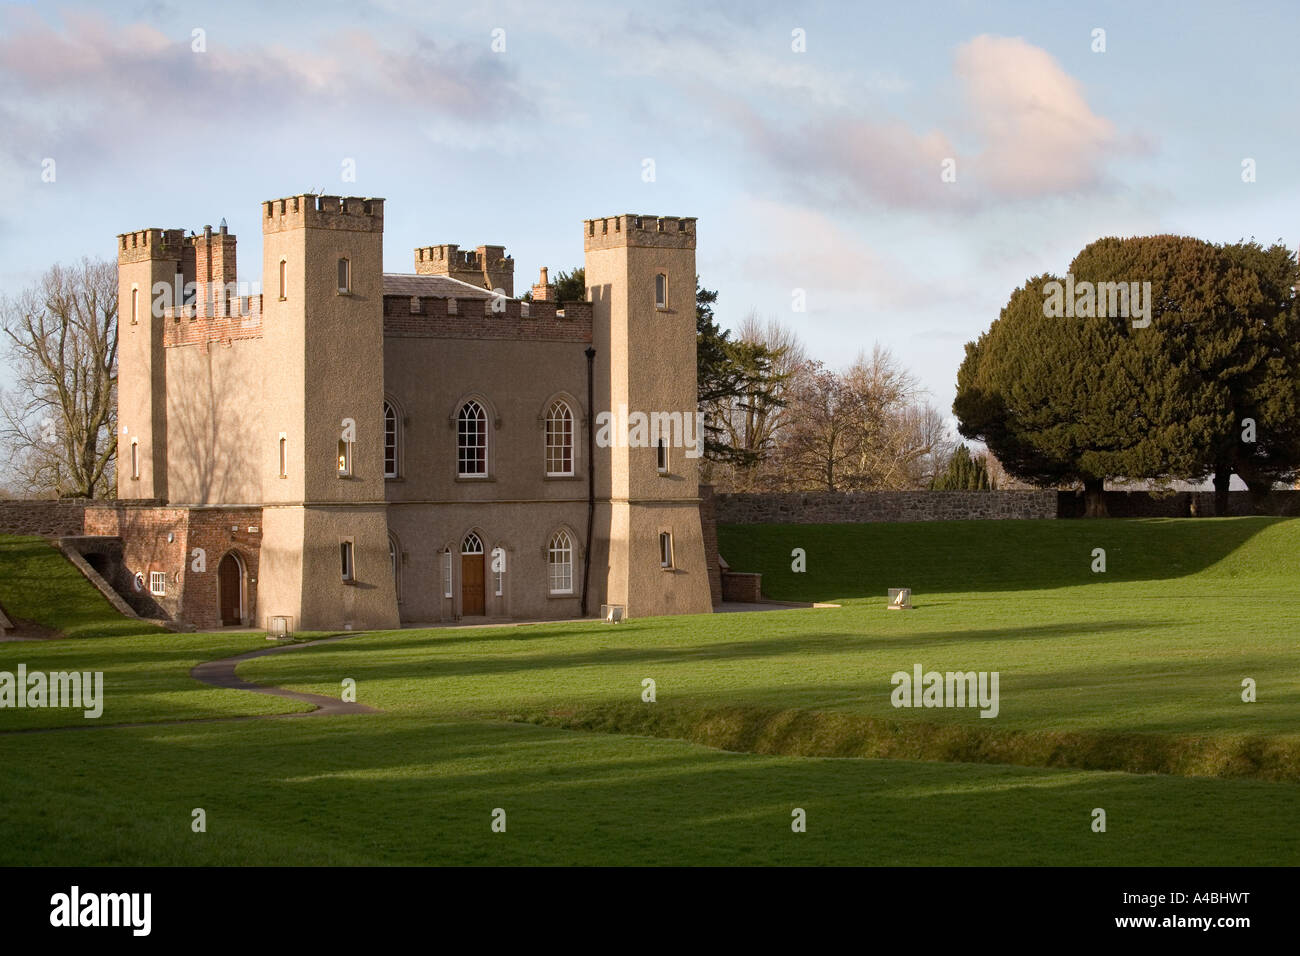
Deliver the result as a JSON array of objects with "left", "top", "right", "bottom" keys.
[
  {"left": 531, "top": 266, "right": 553, "bottom": 301},
  {"left": 192, "top": 223, "right": 237, "bottom": 316}
]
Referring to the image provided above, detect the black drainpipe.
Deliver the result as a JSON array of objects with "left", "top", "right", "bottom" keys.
[{"left": 581, "top": 345, "right": 597, "bottom": 616}]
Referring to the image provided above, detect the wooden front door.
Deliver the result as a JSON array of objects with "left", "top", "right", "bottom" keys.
[
  {"left": 461, "top": 553, "right": 485, "bottom": 615},
  {"left": 218, "top": 553, "right": 242, "bottom": 626}
]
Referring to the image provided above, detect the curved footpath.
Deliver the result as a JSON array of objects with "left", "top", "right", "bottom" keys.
[
  {"left": 189, "top": 632, "right": 377, "bottom": 716},
  {"left": 0, "top": 632, "right": 375, "bottom": 734}
]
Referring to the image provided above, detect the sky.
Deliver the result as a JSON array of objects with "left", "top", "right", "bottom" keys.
[{"left": 1, "top": 0, "right": 1298, "bottom": 430}]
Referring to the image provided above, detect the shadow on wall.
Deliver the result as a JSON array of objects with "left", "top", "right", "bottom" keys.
[{"left": 166, "top": 350, "right": 254, "bottom": 505}]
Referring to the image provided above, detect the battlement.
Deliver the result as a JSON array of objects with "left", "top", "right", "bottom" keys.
[
  {"left": 382, "top": 294, "right": 591, "bottom": 343},
  {"left": 163, "top": 294, "right": 263, "bottom": 351},
  {"left": 262, "top": 194, "right": 385, "bottom": 234},
  {"left": 117, "top": 228, "right": 186, "bottom": 264},
  {"left": 415, "top": 243, "right": 514, "bottom": 296},
  {"left": 582, "top": 214, "right": 696, "bottom": 251}
]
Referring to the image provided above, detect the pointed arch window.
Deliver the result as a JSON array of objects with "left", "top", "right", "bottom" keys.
[
  {"left": 545, "top": 400, "right": 574, "bottom": 476},
  {"left": 458, "top": 401, "right": 488, "bottom": 476},
  {"left": 383, "top": 401, "right": 399, "bottom": 478},
  {"left": 548, "top": 530, "right": 573, "bottom": 595}
]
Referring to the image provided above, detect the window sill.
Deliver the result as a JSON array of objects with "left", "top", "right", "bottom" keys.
[
  {"left": 544, "top": 473, "right": 580, "bottom": 481},
  {"left": 547, "top": 591, "right": 576, "bottom": 600},
  {"left": 455, "top": 475, "right": 495, "bottom": 483}
]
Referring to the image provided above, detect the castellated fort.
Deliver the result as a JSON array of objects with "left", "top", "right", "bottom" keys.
[{"left": 100, "top": 194, "right": 715, "bottom": 631}]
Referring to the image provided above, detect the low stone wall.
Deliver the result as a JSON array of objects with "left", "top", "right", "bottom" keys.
[
  {"left": 715, "top": 491, "right": 1058, "bottom": 525},
  {"left": 0, "top": 500, "right": 89, "bottom": 537}
]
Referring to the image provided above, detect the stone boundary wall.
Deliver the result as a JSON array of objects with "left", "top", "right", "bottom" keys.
[
  {"left": 715, "top": 491, "right": 1058, "bottom": 524},
  {"left": 0, "top": 500, "right": 90, "bottom": 537}
]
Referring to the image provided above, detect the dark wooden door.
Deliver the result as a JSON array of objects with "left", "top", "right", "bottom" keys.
[
  {"left": 461, "top": 553, "right": 485, "bottom": 615},
  {"left": 218, "top": 554, "right": 242, "bottom": 626}
]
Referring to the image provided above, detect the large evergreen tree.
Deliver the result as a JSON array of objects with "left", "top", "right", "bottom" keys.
[{"left": 955, "top": 236, "right": 1300, "bottom": 516}]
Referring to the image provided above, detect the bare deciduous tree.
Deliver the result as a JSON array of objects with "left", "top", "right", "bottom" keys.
[{"left": 0, "top": 259, "right": 118, "bottom": 498}]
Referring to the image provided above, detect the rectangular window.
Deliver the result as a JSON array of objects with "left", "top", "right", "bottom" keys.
[
  {"left": 338, "top": 257, "right": 351, "bottom": 294},
  {"left": 131, "top": 287, "right": 139, "bottom": 325},
  {"left": 494, "top": 566, "right": 503, "bottom": 597},
  {"left": 279, "top": 435, "right": 287, "bottom": 478},
  {"left": 340, "top": 541, "right": 354, "bottom": 582},
  {"left": 131, "top": 440, "right": 140, "bottom": 480},
  {"left": 656, "top": 439, "right": 668, "bottom": 474},
  {"left": 149, "top": 571, "right": 166, "bottom": 596},
  {"left": 279, "top": 260, "right": 287, "bottom": 300},
  {"left": 659, "top": 532, "right": 674, "bottom": 569},
  {"left": 442, "top": 551, "right": 453, "bottom": 598},
  {"left": 655, "top": 273, "right": 666, "bottom": 308},
  {"left": 338, "top": 439, "right": 352, "bottom": 477}
]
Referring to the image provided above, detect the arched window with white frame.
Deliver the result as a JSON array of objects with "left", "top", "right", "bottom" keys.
[
  {"left": 547, "top": 529, "right": 574, "bottom": 595},
  {"left": 545, "top": 399, "right": 574, "bottom": 476},
  {"left": 458, "top": 400, "right": 488, "bottom": 477},
  {"left": 383, "top": 400, "right": 399, "bottom": 478}
]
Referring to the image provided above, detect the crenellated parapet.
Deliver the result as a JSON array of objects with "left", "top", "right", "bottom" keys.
[
  {"left": 583, "top": 214, "right": 696, "bottom": 251},
  {"left": 262, "top": 194, "right": 385, "bottom": 234}
]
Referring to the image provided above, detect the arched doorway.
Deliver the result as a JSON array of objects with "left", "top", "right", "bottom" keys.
[
  {"left": 460, "top": 531, "right": 485, "bottom": 616},
  {"left": 217, "top": 552, "right": 245, "bottom": 627}
]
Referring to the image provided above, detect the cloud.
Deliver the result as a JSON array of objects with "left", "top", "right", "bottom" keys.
[
  {"left": 734, "top": 34, "right": 1125, "bottom": 213},
  {"left": 955, "top": 35, "right": 1116, "bottom": 198},
  {"left": 0, "top": 8, "right": 533, "bottom": 173}
]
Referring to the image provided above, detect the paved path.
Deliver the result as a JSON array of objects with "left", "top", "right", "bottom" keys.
[
  {"left": 0, "top": 633, "right": 376, "bottom": 735},
  {"left": 189, "top": 632, "right": 378, "bottom": 716}
]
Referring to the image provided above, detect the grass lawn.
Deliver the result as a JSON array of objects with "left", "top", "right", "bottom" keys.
[{"left": 2, "top": 518, "right": 1299, "bottom": 864}]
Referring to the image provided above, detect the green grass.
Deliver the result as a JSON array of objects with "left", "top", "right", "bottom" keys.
[
  {"left": 2, "top": 518, "right": 1299, "bottom": 864},
  {"left": 2, "top": 715, "right": 1296, "bottom": 866},
  {"left": 0, "top": 535, "right": 165, "bottom": 639}
]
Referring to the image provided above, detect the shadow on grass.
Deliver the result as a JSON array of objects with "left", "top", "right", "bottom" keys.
[
  {"left": 3, "top": 715, "right": 1298, "bottom": 865},
  {"left": 719, "top": 517, "right": 1289, "bottom": 601}
]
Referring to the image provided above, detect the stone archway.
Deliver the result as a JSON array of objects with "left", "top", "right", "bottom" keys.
[{"left": 217, "top": 551, "right": 245, "bottom": 627}]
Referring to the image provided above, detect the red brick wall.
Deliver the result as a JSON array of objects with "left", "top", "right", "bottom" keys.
[
  {"left": 82, "top": 503, "right": 263, "bottom": 628},
  {"left": 181, "top": 509, "right": 262, "bottom": 629},
  {"left": 721, "top": 571, "right": 762, "bottom": 603},
  {"left": 163, "top": 296, "right": 264, "bottom": 351}
]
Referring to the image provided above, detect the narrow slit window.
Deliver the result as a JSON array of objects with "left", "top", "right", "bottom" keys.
[
  {"left": 442, "top": 551, "right": 453, "bottom": 599},
  {"left": 279, "top": 259, "right": 287, "bottom": 300},
  {"left": 340, "top": 541, "right": 354, "bottom": 582},
  {"left": 131, "top": 439, "right": 140, "bottom": 480},
  {"left": 338, "top": 257, "right": 351, "bottom": 294},
  {"left": 655, "top": 273, "right": 667, "bottom": 308},
  {"left": 659, "top": 532, "right": 674, "bottom": 569},
  {"left": 131, "top": 287, "right": 139, "bottom": 325},
  {"left": 656, "top": 439, "right": 668, "bottom": 474},
  {"left": 338, "top": 438, "right": 352, "bottom": 477},
  {"left": 278, "top": 436, "right": 287, "bottom": 478}
]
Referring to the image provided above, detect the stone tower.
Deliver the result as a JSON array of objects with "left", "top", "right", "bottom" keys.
[
  {"left": 584, "top": 214, "right": 712, "bottom": 617},
  {"left": 116, "top": 228, "right": 186, "bottom": 500},
  {"left": 257, "top": 195, "right": 399, "bottom": 630}
]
